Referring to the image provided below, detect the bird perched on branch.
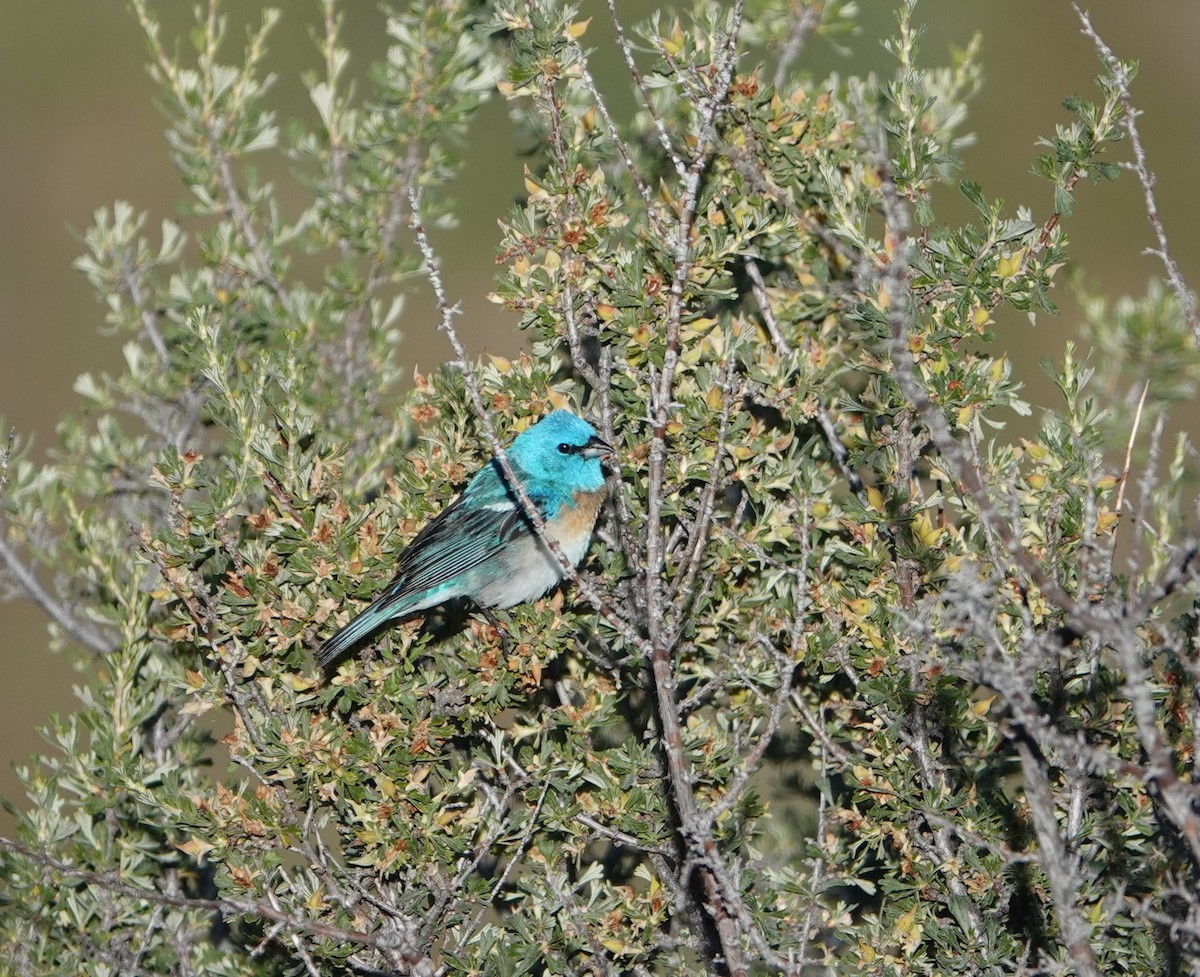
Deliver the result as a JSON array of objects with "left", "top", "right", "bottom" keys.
[{"left": 316, "top": 409, "right": 612, "bottom": 669}]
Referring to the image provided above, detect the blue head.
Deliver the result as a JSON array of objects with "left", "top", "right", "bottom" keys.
[{"left": 506, "top": 410, "right": 611, "bottom": 493}]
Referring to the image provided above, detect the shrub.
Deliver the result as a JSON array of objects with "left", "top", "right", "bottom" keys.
[{"left": 3, "top": 2, "right": 1199, "bottom": 975}]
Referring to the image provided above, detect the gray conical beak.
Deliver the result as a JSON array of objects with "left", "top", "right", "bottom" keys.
[{"left": 582, "top": 434, "right": 614, "bottom": 460}]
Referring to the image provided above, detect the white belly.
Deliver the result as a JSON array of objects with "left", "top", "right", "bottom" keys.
[{"left": 473, "top": 532, "right": 585, "bottom": 608}]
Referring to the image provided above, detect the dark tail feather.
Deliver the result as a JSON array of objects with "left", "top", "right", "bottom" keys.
[{"left": 316, "top": 602, "right": 396, "bottom": 670}]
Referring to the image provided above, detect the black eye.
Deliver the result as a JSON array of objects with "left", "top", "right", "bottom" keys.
[{"left": 557, "top": 442, "right": 575, "bottom": 455}]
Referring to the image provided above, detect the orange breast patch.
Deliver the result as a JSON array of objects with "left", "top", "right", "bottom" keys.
[{"left": 552, "top": 488, "right": 605, "bottom": 541}]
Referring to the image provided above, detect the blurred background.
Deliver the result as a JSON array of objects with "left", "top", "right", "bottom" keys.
[{"left": 2, "top": 1, "right": 1198, "bottom": 829}]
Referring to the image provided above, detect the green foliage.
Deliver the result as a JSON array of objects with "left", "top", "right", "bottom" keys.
[{"left": 3, "top": 1, "right": 1200, "bottom": 976}]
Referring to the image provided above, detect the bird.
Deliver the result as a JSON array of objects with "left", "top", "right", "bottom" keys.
[{"left": 315, "top": 409, "right": 612, "bottom": 669}]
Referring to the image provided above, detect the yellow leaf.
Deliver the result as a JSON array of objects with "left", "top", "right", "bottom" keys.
[
  {"left": 178, "top": 837, "right": 215, "bottom": 859},
  {"left": 565, "top": 17, "right": 591, "bottom": 39},
  {"left": 996, "top": 249, "right": 1025, "bottom": 278},
  {"left": 971, "top": 694, "right": 996, "bottom": 718},
  {"left": 846, "top": 597, "right": 874, "bottom": 617},
  {"left": 866, "top": 486, "right": 885, "bottom": 512},
  {"left": 523, "top": 165, "right": 546, "bottom": 198},
  {"left": 914, "top": 510, "right": 943, "bottom": 547},
  {"left": 660, "top": 19, "right": 685, "bottom": 57},
  {"left": 498, "top": 10, "right": 530, "bottom": 29},
  {"left": 1021, "top": 438, "right": 1049, "bottom": 460}
]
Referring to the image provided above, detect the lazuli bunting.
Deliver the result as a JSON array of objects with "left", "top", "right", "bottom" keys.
[{"left": 316, "top": 409, "right": 612, "bottom": 668}]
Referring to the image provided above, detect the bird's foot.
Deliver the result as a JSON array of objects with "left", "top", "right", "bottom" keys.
[{"left": 476, "top": 607, "right": 513, "bottom": 655}]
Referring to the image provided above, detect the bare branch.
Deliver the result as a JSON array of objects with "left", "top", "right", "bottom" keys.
[
  {"left": 772, "top": 1, "right": 823, "bottom": 91},
  {"left": 1014, "top": 739, "right": 1103, "bottom": 977},
  {"left": 0, "top": 535, "right": 115, "bottom": 655},
  {"left": 1073, "top": 3, "right": 1199, "bottom": 344},
  {"left": 0, "top": 836, "right": 389, "bottom": 953}
]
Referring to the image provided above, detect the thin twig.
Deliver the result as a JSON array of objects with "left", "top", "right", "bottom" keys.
[
  {"left": 0, "top": 537, "right": 114, "bottom": 655},
  {"left": 604, "top": 0, "right": 686, "bottom": 178},
  {"left": 639, "top": 7, "right": 755, "bottom": 973},
  {"left": 664, "top": 359, "right": 740, "bottom": 643},
  {"left": 772, "top": 1, "right": 823, "bottom": 92},
  {"left": 1073, "top": 3, "right": 1199, "bottom": 344},
  {"left": 1013, "top": 739, "right": 1103, "bottom": 977},
  {"left": 0, "top": 433, "right": 114, "bottom": 654},
  {"left": 1105, "top": 379, "right": 1150, "bottom": 585},
  {"left": 0, "top": 836, "right": 383, "bottom": 950}
]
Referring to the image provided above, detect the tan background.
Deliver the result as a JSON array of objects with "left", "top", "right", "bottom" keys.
[{"left": 2, "top": 1, "right": 1198, "bottom": 828}]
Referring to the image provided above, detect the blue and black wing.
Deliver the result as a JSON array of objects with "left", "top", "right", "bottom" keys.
[
  {"left": 383, "top": 491, "right": 537, "bottom": 599},
  {"left": 316, "top": 469, "right": 545, "bottom": 667}
]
